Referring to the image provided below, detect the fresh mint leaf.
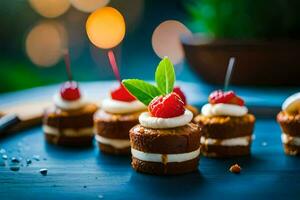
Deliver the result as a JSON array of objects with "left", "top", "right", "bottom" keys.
[
  {"left": 155, "top": 57, "right": 175, "bottom": 95},
  {"left": 122, "top": 79, "right": 162, "bottom": 105}
]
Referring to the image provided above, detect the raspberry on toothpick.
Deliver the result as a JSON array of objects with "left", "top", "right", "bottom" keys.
[
  {"left": 59, "top": 52, "right": 81, "bottom": 101},
  {"left": 209, "top": 90, "right": 244, "bottom": 106},
  {"left": 60, "top": 81, "right": 81, "bottom": 101},
  {"left": 111, "top": 84, "right": 136, "bottom": 102}
]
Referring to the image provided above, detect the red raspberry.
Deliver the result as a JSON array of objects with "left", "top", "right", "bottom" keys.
[
  {"left": 111, "top": 84, "right": 136, "bottom": 102},
  {"left": 209, "top": 90, "right": 244, "bottom": 106},
  {"left": 149, "top": 92, "right": 185, "bottom": 118},
  {"left": 173, "top": 86, "right": 187, "bottom": 105},
  {"left": 228, "top": 96, "right": 244, "bottom": 106},
  {"left": 60, "top": 81, "right": 81, "bottom": 101}
]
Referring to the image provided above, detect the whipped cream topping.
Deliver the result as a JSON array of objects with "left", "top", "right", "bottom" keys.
[
  {"left": 281, "top": 133, "right": 300, "bottom": 146},
  {"left": 139, "top": 109, "right": 193, "bottom": 129},
  {"left": 282, "top": 93, "right": 300, "bottom": 114},
  {"left": 101, "top": 98, "right": 146, "bottom": 114},
  {"left": 201, "top": 103, "right": 248, "bottom": 117},
  {"left": 53, "top": 93, "right": 86, "bottom": 110},
  {"left": 95, "top": 135, "right": 130, "bottom": 149},
  {"left": 43, "top": 125, "right": 93, "bottom": 137},
  {"left": 131, "top": 148, "right": 200, "bottom": 163},
  {"left": 201, "top": 135, "right": 253, "bottom": 146}
]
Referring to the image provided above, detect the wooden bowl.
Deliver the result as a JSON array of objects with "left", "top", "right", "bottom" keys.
[{"left": 181, "top": 35, "right": 300, "bottom": 86}]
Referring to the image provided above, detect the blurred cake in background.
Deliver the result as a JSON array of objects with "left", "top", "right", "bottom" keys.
[
  {"left": 194, "top": 90, "right": 255, "bottom": 157},
  {"left": 94, "top": 83, "right": 146, "bottom": 155},
  {"left": 43, "top": 81, "right": 97, "bottom": 147},
  {"left": 277, "top": 93, "right": 300, "bottom": 156}
]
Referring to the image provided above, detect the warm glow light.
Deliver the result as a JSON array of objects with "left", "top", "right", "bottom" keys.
[
  {"left": 152, "top": 20, "right": 192, "bottom": 65},
  {"left": 86, "top": 7, "right": 126, "bottom": 49},
  {"left": 70, "top": 0, "right": 110, "bottom": 13},
  {"left": 29, "top": 0, "right": 71, "bottom": 18},
  {"left": 25, "top": 21, "right": 68, "bottom": 67}
]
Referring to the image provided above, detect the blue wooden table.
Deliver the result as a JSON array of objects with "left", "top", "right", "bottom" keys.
[{"left": 0, "top": 81, "right": 300, "bottom": 200}]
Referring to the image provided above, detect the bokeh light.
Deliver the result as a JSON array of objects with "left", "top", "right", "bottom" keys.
[
  {"left": 86, "top": 7, "right": 126, "bottom": 49},
  {"left": 29, "top": 0, "right": 71, "bottom": 18},
  {"left": 70, "top": 0, "right": 110, "bottom": 13},
  {"left": 25, "top": 21, "right": 68, "bottom": 67},
  {"left": 152, "top": 20, "right": 192, "bottom": 65}
]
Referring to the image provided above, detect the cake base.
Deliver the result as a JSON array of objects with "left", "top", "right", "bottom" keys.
[
  {"left": 98, "top": 143, "right": 130, "bottom": 155},
  {"left": 131, "top": 157, "right": 199, "bottom": 175},
  {"left": 201, "top": 145, "right": 250, "bottom": 158},
  {"left": 283, "top": 144, "right": 300, "bottom": 156},
  {"left": 45, "top": 134, "right": 93, "bottom": 147}
]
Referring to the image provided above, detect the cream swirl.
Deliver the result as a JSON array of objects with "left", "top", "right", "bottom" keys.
[
  {"left": 131, "top": 148, "right": 200, "bottom": 163},
  {"left": 201, "top": 135, "right": 253, "bottom": 146},
  {"left": 201, "top": 103, "right": 248, "bottom": 117},
  {"left": 101, "top": 98, "right": 146, "bottom": 114},
  {"left": 53, "top": 93, "right": 86, "bottom": 110},
  {"left": 282, "top": 92, "right": 300, "bottom": 114},
  {"left": 139, "top": 109, "right": 193, "bottom": 129}
]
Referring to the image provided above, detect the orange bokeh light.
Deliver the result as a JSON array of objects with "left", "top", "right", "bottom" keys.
[
  {"left": 25, "top": 21, "right": 68, "bottom": 67},
  {"left": 86, "top": 7, "right": 126, "bottom": 49},
  {"left": 29, "top": 0, "right": 70, "bottom": 18}
]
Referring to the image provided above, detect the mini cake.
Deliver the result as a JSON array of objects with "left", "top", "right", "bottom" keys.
[
  {"left": 123, "top": 57, "right": 201, "bottom": 175},
  {"left": 277, "top": 93, "right": 300, "bottom": 156},
  {"left": 94, "top": 84, "right": 146, "bottom": 155},
  {"left": 43, "top": 81, "right": 98, "bottom": 146},
  {"left": 194, "top": 90, "right": 255, "bottom": 157}
]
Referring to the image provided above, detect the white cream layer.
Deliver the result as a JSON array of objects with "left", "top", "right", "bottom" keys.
[
  {"left": 281, "top": 133, "right": 300, "bottom": 146},
  {"left": 200, "top": 135, "right": 252, "bottom": 146},
  {"left": 131, "top": 148, "right": 200, "bottom": 163},
  {"left": 201, "top": 103, "right": 248, "bottom": 117},
  {"left": 43, "top": 125, "right": 93, "bottom": 137},
  {"left": 282, "top": 92, "right": 300, "bottom": 114},
  {"left": 95, "top": 135, "right": 130, "bottom": 149},
  {"left": 101, "top": 98, "right": 146, "bottom": 114},
  {"left": 53, "top": 93, "right": 86, "bottom": 110},
  {"left": 139, "top": 109, "right": 193, "bottom": 129}
]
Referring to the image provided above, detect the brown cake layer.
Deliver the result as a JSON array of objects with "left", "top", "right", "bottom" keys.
[
  {"left": 283, "top": 144, "right": 300, "bottom": 156},
  {"left": 45, "top": 133, "right": 93, "bottom": 147},
  {"left": 131, "top": 157, "right": 199, "bottom": 175},
  {"left": 277, "top": 111, "right": 300, "bottom": 137},
  {"left": 194, "top": 114, "right": 255, "bottom": 139},
  {"left": 130, "top": 123, "right": 200, "bottom": 154},
  {"left": 201, "top": 144, "right": 250, "bottom": 157},
  {"left": 94, "top": 109, "right": 143, "bottom": 139},
  {"left": 44, "top": 103, "right": 98, "bottom": 129},
  {"left": 98, "top": 142, "right": 130, "bottom": 155}
]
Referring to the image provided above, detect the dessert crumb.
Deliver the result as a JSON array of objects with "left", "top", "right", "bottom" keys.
[{"left": 229, "top": 164, "right": 241, "bottom": 174}]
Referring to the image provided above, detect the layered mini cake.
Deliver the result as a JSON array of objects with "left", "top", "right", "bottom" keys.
[
  {"left": 194, "top": 90, "right": 255, "bottom": 157},
  {"left": 123, "top": 57, "right": 201, "bottom": 175},
  {"left": 94, "top": 84, "right": 146, "bottom": 155},
  {"left": 277, "top": 93, "right": 300, "bottom": 156},
  {"left": 43, "top": 81, "right": 98, "bottom": 146}
]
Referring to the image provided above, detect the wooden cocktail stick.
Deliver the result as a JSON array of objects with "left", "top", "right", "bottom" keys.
[{"left": 224, "top": 57, "right": 235, "bottom": 91}]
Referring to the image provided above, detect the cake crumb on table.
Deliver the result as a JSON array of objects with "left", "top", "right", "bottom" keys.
[{"left": 229, "top": 164, "right": 241, "bottom": 174}]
